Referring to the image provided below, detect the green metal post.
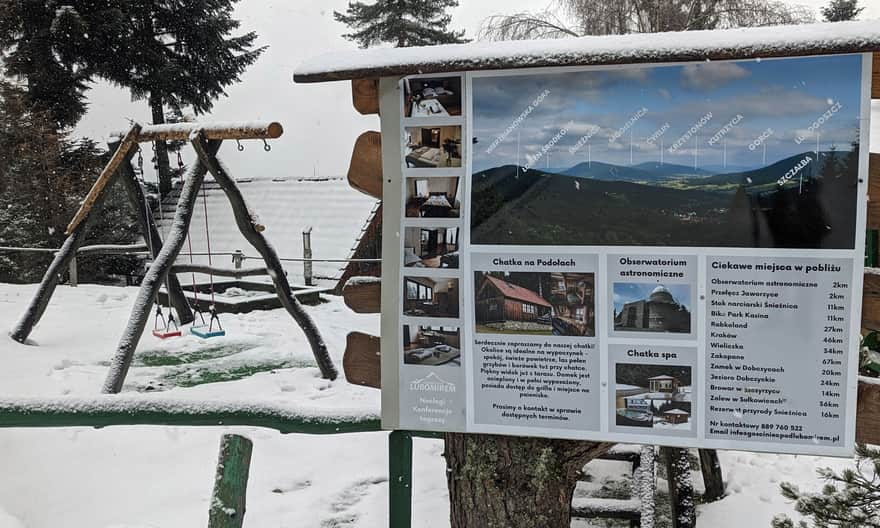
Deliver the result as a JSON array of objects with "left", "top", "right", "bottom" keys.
[
  {"left": 867, "top": 230, "right": 878, "bottom": 267},
  {"left": 389, "top": 430, "right": 413, "bottom": 528},
  {"left": 208, "top": 434, "right": 253, "bottom": 528}
]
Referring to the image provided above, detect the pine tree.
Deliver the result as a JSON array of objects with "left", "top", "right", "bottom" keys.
[
  {"left": 334, "top": 0, "right": 467, "bottom": 48},
  {"left": 0, "top": 1, "right": 265, "bottom": 197},
  {"left": 0, "top": 2, "right": 100, "bottom": 128},
  {"left": 821, "top": 0, "right": 864, "bottom": 22},
  {"left": 0, "top": 81, "right": 139, "bottom": 283},
  {"left": 771, "top": 444, "right": 880, "bottom": 528},
  {"left": 96, "top": 0, "right": 266, "bottom": 197}
]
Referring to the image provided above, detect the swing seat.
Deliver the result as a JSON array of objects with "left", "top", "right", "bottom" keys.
[
  {"left": 190, "top": 326, "right": 225, "bottom": 339},
  {"left": 152, "top": 328, "right": 182, "bottom": 339}
]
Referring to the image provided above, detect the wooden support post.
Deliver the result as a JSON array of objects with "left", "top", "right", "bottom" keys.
[
  {"left": 9, "top": 136, "right": 138, "bottom": 343},
  {"left": 68, "top": 256, "right": 78, "bottom": 287},
  {"left": 662, "top": 447, "right": 695, "bottom": 528},
  {"left": 856, "top": 377, "right": 880, "bottom": 443},
  {"left": 190, "top": 132, "right": 338, "bottom": 381},
  {"left": 102, "top": 139, "right": 222, "bottom": 394},
  {"left": 867, "top": 154, "right": 880, "bottom": 229},
  {"left": 208, "top": 434, "right": 253, "bottom": 528},
  {"left": 114, "top": 141, "right": 193, "bottom": 324},
  {"left": 66, "top": 126, "right": 141, "bottom": 235},
  {"left": 872, "top": 52, "right": 880, "bottom": 100},
  {"left": 302, "top": 227, "right": 313, "bottom": 286},
  {"left": 698, "top": 449, "right": 724, "bottom": 502}
]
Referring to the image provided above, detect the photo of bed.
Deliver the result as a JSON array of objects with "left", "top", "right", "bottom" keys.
[
  {"left": 403, "top": 276, "right": 459, "bottom": 318},
  {"left": 404, "top": 227, "right": 459, "bottom": 268},
  {"left": 402, "top": 325, "right": 461, "bottom": 366},
  {"left": 404, "top": 126, "right": 462, "bottom": 168},
  {"left": 403, "top": 76, "right": 462, "bottom": 118},
  {"left": 405, "top": 177, "right": 461, "bottom": 218}
]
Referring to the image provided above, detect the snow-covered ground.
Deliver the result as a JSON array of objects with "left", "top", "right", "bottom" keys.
[{"left": 0, "top": 283, "right": 865, "bottom": 527}]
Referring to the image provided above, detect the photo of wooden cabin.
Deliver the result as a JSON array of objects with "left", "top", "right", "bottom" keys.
[
  {"left": 402, "top": 325, "right": 461, "bottom": 366},
  {"left": 403, "top": 276, "right": 459, "bottom": 318},
  {"left": 474, "top": 271, "right": 595, "bottom": 336},
  {"left": 615, "top": 364, "right": 692, "bottom": 430},
  {"left": 404, "top": 126, "right": 462, "bottom": 168},
  {"left": 403, "top": 227, "right": 459, "bottom": 268},
  {"left": 404, "top": 177, "right": 461, "bottom": 218},
  {"left": 403, "top": 76, "right": 462, "bottom": 118},
  {"left": 474, "top": 273, "right": 551, "bottom": 334},
  {"left": 548, "top": 272, "right": 595, "bottom": 337}
]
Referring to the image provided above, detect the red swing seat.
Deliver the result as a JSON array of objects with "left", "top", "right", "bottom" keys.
[
  {"left": 152, "top": 328, "right": 182, "bottom": 339},
  {"left": 152, "top": 305, "right": 181, "bottom": 339}
]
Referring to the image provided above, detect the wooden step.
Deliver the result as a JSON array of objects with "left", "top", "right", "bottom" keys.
[{"left": 571, "top": 497, "right": 641, "bottom": 521}]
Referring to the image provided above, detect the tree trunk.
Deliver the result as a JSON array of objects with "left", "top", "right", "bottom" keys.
[
  {"left": 149, "top": 92, "right": 172, "bottom": 198},
  {"left": 445, "top": 433, "right": 612, "bottom": 528},
  {"left": 697, "top": 449, "right": 724, "bottom": 502}
]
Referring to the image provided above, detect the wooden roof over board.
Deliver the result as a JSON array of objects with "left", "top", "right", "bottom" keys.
[{"left": 294, "top": 20, "right": 880, "bottom": 83}]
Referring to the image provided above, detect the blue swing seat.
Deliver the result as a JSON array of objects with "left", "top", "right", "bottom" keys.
[{"left": 190, "top": 325, "right": 225, "bottom": 339}]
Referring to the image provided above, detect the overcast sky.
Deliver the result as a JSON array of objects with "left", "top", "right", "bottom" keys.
[
  {"left": 472, "top": 54, "right": 863, "bottom": 172},
  {"left": 72, "top": 0, "right": 880, "bottom": 182}
]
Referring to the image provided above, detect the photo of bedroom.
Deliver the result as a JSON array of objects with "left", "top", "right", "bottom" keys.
[
  {"left": 402, "top": 325, "right": 461, "bottom": 366},
  {"left": 404, "top": 227, "right": 459, "bottom": 268},
  {"left": 405, "top": 177, "right": 461, "bottom": 218},
  {"left": 403, "top": 76, "right": 462, "bottom": 118},
  {"left": 404, "top": 126, "right": 462, "bottom": 168},
  {"left": 403, "top": 276, "right": 459, "bottom": 318}
]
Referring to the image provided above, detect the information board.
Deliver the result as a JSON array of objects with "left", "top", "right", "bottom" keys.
[{"left": 384, "top": 53, "right": 872, "bottom": 457}]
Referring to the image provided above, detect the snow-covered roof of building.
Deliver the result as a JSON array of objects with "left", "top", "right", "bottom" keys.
[
  {"left": 482, "top": 275, "right": 552, "bottom": 308},
  {"left": 294, "top": 20, "right": 880, "bottom": 83},
  {"left": 156, "top": 177, "right": 378, "bottom": 286}
]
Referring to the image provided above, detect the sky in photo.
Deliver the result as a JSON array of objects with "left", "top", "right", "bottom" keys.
[
  {"left": 472, "top": 54, "right": 864, "bottom": 173},
  {"left": 613, "top": 283, "right": 691, "bottom": 313}
]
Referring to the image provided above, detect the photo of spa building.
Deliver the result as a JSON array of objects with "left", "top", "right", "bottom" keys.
[{"left": 615, "top": 368, "right": 692, "bottom": 430}]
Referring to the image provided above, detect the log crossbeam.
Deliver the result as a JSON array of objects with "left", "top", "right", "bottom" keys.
[{"left": 110, "top": 121, "right": 283, "bottom": 143}]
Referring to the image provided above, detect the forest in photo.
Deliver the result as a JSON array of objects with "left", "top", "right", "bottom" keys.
[{"left": 471, "top": 54, "right": 864, "bottom": 249}]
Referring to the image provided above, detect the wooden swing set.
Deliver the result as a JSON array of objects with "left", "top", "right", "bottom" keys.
[{"left": 9, "top": 121, "right": 338, "bottom": 393}]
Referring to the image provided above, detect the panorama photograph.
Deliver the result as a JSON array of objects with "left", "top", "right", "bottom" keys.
[{"left": 471, "top": 54, "right": 864, "bottom": 249}]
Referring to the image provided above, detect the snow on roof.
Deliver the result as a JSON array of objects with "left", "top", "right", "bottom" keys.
[
  {"left": 648, "top": 375, "right": 677, "bottom": 380},
  {"left": 664, "top": 408, "right": 690, "bottom": 415},
  {"left": 294, "top": 20, "right": 880, "bottom": 83},
  {"left": 483, "top": 275, "right": 552, "bottom": 308},
  {"left": 157, "top": 178, "right": 378, "bottom": 286}
]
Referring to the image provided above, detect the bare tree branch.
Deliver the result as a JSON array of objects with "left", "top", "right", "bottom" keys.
[{"left": 479, "top": 0, "right": 815, "bottom": 40}]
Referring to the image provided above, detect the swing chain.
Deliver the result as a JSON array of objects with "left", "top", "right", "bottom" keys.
[
  {"left": 136, "top": 145, "right": 144, "bottom": 176},
  {"left": 262, "top": 139, "right": 271, "bottom": 152},
  {"left": 167, "top": 312, "right": 178, "bottom": 331},
  {"left": 154, "top": 304, "right": 167, "bottom": 331},
  {"left": 209, "top": 306, "right": 223, "bottom": 332},
  {"left": 236, "top": 139, "right": 244, "bottom": 152}
]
